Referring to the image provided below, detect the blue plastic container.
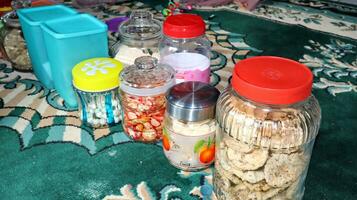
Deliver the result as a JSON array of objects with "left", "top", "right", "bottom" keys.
[
  {"left": 17, "top": 5, "right": 77, "bottom": 89},
  {"left": 41, "top": 14, "right": 108, "bottom": 107}
]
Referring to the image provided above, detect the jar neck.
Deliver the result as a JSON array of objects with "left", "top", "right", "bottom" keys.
[
  {"left": 163, "top": 34, "right": 205, "bottom": 42},
  {"left": 230, "top": 85, "right": 311, "bottom": 109},
  {"left": 120, "top": 35, "right": 160, "bottom": 48}
]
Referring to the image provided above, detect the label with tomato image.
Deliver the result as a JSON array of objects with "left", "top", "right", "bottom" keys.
[{"left": 162, "top": 127, "right": 215, "bottom": 171}]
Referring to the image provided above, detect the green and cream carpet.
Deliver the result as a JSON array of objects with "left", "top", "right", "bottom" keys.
[{"left": 0, "top": 0, "right": 356, "bottom": 199}]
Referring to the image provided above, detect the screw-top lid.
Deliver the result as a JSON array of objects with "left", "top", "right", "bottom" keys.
[
  {"left": 231, "top": 56, "right": 313, "bottom": 105},
  {"left": 119, "top": 10, "right": 161, "bottom": 47},
  {"left": 166, "top": 81, "right": 220, "bottom": 121},
  {"left": 72, "top": 58, "right": 123, "bottom": 92},
  {"left": 120, "top": 56, "right": 175, "bottom": 96},
  {"left": 163, "top": 14, "right": 205, "bottom": 39}
]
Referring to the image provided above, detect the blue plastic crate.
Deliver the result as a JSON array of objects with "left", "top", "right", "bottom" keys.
[
  {"left": 41, "top": 14, "right": 109, "bottom": 107},
  {"left": 18, "top": 5, "right": 77, "bottom": 89}
]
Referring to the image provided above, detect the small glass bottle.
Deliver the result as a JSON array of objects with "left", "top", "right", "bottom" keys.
[
  {"left": 72, "top": 58, "right": 123, "bottom": 127},
  {"left": 214, "top": 56, "right": 321, "bottom": 200},
  {"left": 114, "top": 10, "right": 161, "bottom": 66},
  {"left": 119, "top": 56, "right": 175, "bottom": 142},
  {"left": 0, "top": 10, "right": 31, "bottom": 71},
  {"left": 163, "top": 81, "right": 220, "bottom": 171},
  {"left": 159, "top": 14, "right": 211, "bottom": 84}
]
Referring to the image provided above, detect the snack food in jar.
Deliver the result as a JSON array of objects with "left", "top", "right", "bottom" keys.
[
  {"left": 114, "top": 10, "right": 161, "bottom": 66},
  {"left": 214, "top": 56, "right": 321, "bottom": 200},
  {"left": 163, "top": 81, "right": 220, "bottom": 171},
  {"left": 0, "top": 10, "right": 31, "bottom": 70},
  {"left": 120, "top": 56, "right": 175, "bottom": 142},
  {"left": 159, "top": 14, "right": 211, "bottom": 84},
  {"left": 72, "top": 58, "right": 123, "bottom": 127}
]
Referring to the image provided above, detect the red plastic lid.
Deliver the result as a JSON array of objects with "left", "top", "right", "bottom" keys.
[
  {"left": 231, "top": 56, "right": 313, "bottom": 105},
  {"left": 163, "top": 14, "right": 205, "bottom": 38}
]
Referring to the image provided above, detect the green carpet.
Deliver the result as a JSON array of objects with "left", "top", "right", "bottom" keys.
[{"left": 0, "top": 0, "right": 356, "bottom": 199}]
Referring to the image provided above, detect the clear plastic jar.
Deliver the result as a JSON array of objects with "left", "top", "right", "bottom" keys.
[
  {"left": 163, "top": 81, "right": 220, "bottom": 171},
  {"left": 114, "top": 10, "right": 161, "bottom": 66},
  {"left": 214, "top": 57, "right": 321, "bottom": 200},
  {"left": 159, "top": 14, "right": 211, "bottom": 84},
  {"left": 72, "top": 58, "right": 123, "bottom": 127},
  {"left": 120, "top": 56, "right": 175, "bottom": 142},
  {"left": 0, "top": 10, "right": 31, "bottom": 71}
]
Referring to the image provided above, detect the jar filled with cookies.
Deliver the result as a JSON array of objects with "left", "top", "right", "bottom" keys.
[
  {"left": 119, "top": 56, "right": 175, "bottom": 142},
  {"left": 214, "top": 56, "right": 321, "bottom": 200}
]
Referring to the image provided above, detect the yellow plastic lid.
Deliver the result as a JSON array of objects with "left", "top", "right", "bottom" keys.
[{"left": 72, "top": 58, "right": 123, "bottom": 92}]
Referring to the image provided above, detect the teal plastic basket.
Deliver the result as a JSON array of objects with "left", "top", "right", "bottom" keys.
[
  {"left": 41, "top": 14, "right": 109, "bottom": 107},
  {"left": 17, "top": 5, "right": 77, "bottom": 89}
]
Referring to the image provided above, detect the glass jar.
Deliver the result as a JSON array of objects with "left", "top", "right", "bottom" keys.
[
  {"left": 214, "top": 57, "right": 321, "bottom": 200},
  {"left": 120, "top": 56, "right": 175, "bottom": 142},
  {"left": 0, "top": 10, "right": 32, "bottom": 70},
  {"left": 163, "top": 81, "right": 220, "bottom": 171},
  {"left": 114, "top": 10, "right": 161, "bottom": 66},
  {"left": 159, "top": 14, "right": 211, "bottom": 84},
  {"left": 72, "top": 58, "right": 123, "bottom": 127}
]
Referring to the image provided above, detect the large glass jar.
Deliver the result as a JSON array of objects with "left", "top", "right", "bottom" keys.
[
  {"left": 119, "top": 56, "right": 175, "bottom": 142},
  {"left": 72, "top": 58, "right": 123, "bottom": 127},
  {"left": 0, "top": 10, "right": 31, "bottom": 70},
  {"left": 114, "top": 10, "right": 161, "bottom": 66},
  {"left": 214, "top": 56, "right": 321, "bottom": 200},
  {"left": 159, "top": 14, "right": 211, "bottom": 84},
  {"left": 163, "top": 81, "right": 220, "bottom": 171}
]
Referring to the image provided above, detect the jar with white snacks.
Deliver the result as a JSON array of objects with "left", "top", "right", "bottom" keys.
[
  {"left": 159, "top": 14, "right": 211, "bottom": 84},
  {"left": 214, "top": 56, "right": 321, "bottom": 200},
  {"left": 114, "top": 10, "right": 161, "bottom": 66},
  {"left": 72, "top": 58, "right": 123, "bottom": 127},
  {"left": 163, "top": 81, "right": 220, "bottom": 171},
  {"left": 120, "top": 56, "right": 175, "bottom": 142}
]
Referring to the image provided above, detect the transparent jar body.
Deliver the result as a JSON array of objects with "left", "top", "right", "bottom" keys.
[
  {"left": 163, "top": 114, "right": 216, "bottom": 171},
  {"left": 120, "top": 90, "right": 166, "bottom": 142},
  {"left": 214, "top": 86, "right": 321, "bottom": 200},
  {"left": 159, "top": 35, "right": 211, "bottom": 84},
  {"left": 74, "top": 88, "right": 122, "bottom": 128},
  {"left": 0, "top": 12, "right": 31, "bottom": 70}
]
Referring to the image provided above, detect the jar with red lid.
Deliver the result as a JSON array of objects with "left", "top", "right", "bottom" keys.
[
  {"left": 214, "top": 56, "right": 321, "bottom": 200},
  {"left": 119, "top": 56, "right": 175, "bottom": 142},
  {"left": 159, "top": 13, "right": 211, "bottom": 84}
]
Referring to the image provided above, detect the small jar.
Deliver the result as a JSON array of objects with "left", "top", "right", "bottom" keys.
[
  {"left": 0, "top": 10, "right": 31, "bottom": 71},
  {"left": 120, "top": 56, "right": 175, "bottom": 142},
  {"left": 72, "top": 58, "right": 123, "bottom": 127},
  {"left": 114, "top": 10, "right": 161, "bottom": 66},
  {"left": 163, "top": 81, "right": 220, "bottom": 171},
  {"left": 159, "top": 14, "right": 211, "bottom": 84},
  {"left": 214, "top": 57, "right": 321, "bottom": 200}
]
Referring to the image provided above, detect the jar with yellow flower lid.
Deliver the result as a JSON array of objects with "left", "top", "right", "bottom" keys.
[{"left": 72, "top": 58, "right": 124, "bottom": 127}]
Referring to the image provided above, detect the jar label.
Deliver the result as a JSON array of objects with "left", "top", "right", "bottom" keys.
[
  {"left": 162, "top": 127, "right": 215, "bottom": 170},
  {"left": 175, "top": 67, "right": 210, "bottom": 84},
  {"left": 161, "top": 52, "right": 210, "bottom": 84}
]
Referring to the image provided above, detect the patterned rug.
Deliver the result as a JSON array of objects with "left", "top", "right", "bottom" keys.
[{"left": 0, "top": 1, "right": 356, "bottom": 199}]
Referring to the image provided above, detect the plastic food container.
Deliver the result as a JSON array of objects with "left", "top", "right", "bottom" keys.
[
  {"left": 120, "top": 56, "right": 175, "bottom": 142},
  {"left": 159, "top": 14, "right": 211, "bottom": 84},
  {"left": 114, "top": 10, "right": 161, "bottom": 66},
  {"left": 41, "top": 13, "right": 109, "bottom": 107},
  {"left": 72, "top": 58, "right": 123, "bottom": 127},
  {"left": 17, "top": 5, "right": 78, "bottom": 89},
  {"left": 214, "top": 56, "right": 321, "bottom": 200},
  {"left": 0, "top": 10, "right": 31, "bottom": 71},
  {"left": 163, "top": 81, "right": 220, "bottom": 171}
]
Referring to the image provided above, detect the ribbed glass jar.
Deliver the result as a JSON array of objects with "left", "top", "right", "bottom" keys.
[{"left": 213, "top": 57, "right": 321, "bottom": 200}]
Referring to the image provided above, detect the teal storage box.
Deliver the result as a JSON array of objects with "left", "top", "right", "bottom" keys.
[
  {"left": 41, "top": 14, "right": 109, "bottom": 107},
  {"left": 17, "top": 5, "right": 77, "bottom": 89}
]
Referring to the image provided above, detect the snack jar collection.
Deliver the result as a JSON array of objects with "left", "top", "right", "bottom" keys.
[
  {"left": 119, "top": 56, "right": 175, "bottom": 142},
  {"left": 213, "top": 56, "right": 321, "bottom": 200},
  {"left": 163, "top": 81, "right": 220, "bottom": 171}
]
